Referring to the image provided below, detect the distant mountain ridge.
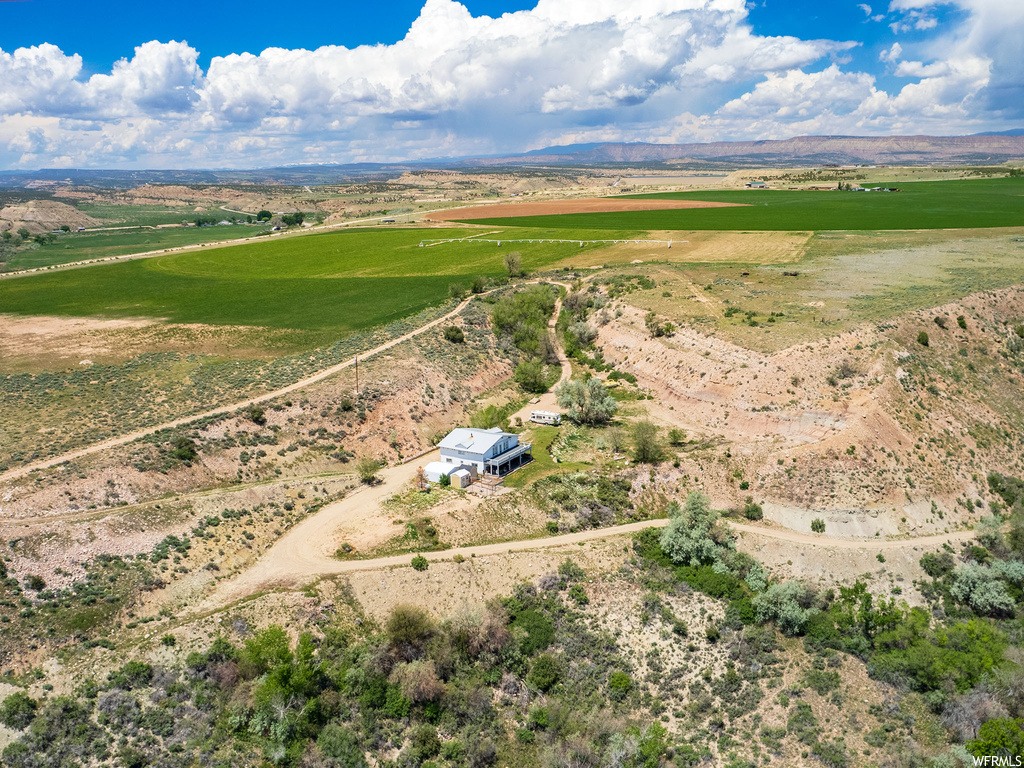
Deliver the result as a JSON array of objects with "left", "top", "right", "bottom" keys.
[
  {"left": 0, "top": 133, "right": 1021, "bottom": 188},
  {"left": 480, "top": 133, "right": 1024, "bottom": 166}
]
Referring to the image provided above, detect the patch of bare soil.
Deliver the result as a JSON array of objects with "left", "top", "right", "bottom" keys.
[
  {"left": 426, "top": 197, "right": 746, "bottom": 221},
  {"left": 346, "top": 539, "right": 623, "bottom": 621},
  {"left": 0, "top": 314, "right": 315, "bottom": 372}
]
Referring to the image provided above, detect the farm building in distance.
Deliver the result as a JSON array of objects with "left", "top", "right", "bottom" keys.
[{"left": 437, "top": 426, "right": 532, "bottom": 477}]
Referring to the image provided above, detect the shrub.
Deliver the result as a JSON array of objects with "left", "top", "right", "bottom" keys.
[
  {"left": 528, "top": 705, "right": 549, "bottom": 729},
  {"left": 160, "top": 634, "right": 176, "bottom": 647},
  {"left": 438, "top": 473, "right": 451, "bottom": 488},
  {"left": 246, "top": 405, "right": 267, "bottom": 425},
  {"left": 0, "top": 692, "right": 37, "bottom": 730},
  {"left": 24, "top": 575, "right": 45, "bottom": 592},
  {"left": 811, "top": 518, "right": 826, "bottom": 533},
  {"left": 356, "top": 456, "right": 381, "bottom": 484},
  {"left": 491, "top": 285, "right": 556, "bottom": 355},
  {"left": 917, "top": 331, "right": 930, "bottom": 347},
  {"left": 443, "top": 326, "right": 465, "bottom": 343},
  {"left": 631, "top": 420, "right": 663, "bottom": 463},
  {"left": 608, "top": 671, "right": 632, "bottom": 700},
  {"left": 957, "top": 315, "right": 967, "bottom": 330},
  {"left": 527, "top": 654, "right": 561, "bottom": 691},
  {"left": 411, "top": 555, "right": 429, "bottom": 571},
  {"left": 667, "top": 428, "right": 687, "bottom": 446},
  {"left": 920, "top": 551, "right": 955, "bottom": 578},
  {"left": 503, "top": 251, "right": 523, "bottom": 277},
  {"left": 386, "top": 604, "right": 435, "bottom": 658},
  {"left": 950, "top": 563, "right": 1016, "bottom": 616},
  {"left": 558, "top": 558, "right": 586, "bottom": 581},
  {"left": 317, "top": 724, "right": 368, "bottom": 767},
  {"left": 449, "top": 283, "right": 467, "bottom": 300},
  {"left": 392, "top": 660, "right": 445, "bottom": 703},
  {"left": 107, "top": 661, "right": 153, "bottom": 690},
  {"left": 471, "top": 275, "right": 487, "bottom": 294},
  {"left": 568, "top": 584, "right": 589, "bottom": 605},
  {"left": 511, "top": 609, "right": 554, "bottom": 655},
  {"left": 743, "top": 497, "right": 763, "bottom": 521}
]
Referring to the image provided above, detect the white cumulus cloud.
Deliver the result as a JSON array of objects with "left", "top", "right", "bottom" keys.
[{"left": 0, "top": 0, "right": 1019, "bottom": 167}]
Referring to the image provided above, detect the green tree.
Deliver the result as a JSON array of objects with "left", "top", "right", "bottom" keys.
[
  {"left": 659, "top": 491, "right": 734, "bottom": 568},
  {"left": 917, "top": 331, "right": 930, "bottom": 347},
  {"left": 752, "top": 581, "right": 817, "bottom": 635},
  {"left": 239, "top": 625, "right": 292, "bottom": 678},
  {"left": 966, "top": 718, "right": 1024, "bottom": 758},
  {"left": 503, "top": 250, "right": 523, "bottom": 277},
  {"left": 811, "top": 518, "right": 826, "bottom": 533},
  {"left": 631, "top": 420, "right": 662, "bottom": 463},
  {"left": 515, "top": 357, "right": 548, "bottom": 393},
  {"left": 471, "top": 275, "right": 487, "bottom": 294},
  {"left": 16, "top": 228, "right": 29, "bottom": 240},
  {"left": 0, "top": 692, "right": 37, "bottom": 730},
  {"left": 556, "top": 378, "right": 617, "bottom": 425},
  {"left": 950, "top": 563, "right": 1016, "bottom": 617},
  {"left": 256, "top": 209, "right": 272, "bottom": 222}
]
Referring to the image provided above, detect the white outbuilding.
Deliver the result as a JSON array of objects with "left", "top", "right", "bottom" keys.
[{"left": 423, "top": 461, "right": 458, "bottom": 484}]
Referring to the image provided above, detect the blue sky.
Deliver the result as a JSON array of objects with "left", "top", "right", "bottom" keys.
[{"left": 0, "top": 0, "right": 1019, "bottom": 168}]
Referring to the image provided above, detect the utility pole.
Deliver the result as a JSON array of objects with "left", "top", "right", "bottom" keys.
[{"left": 354, "top": 355, "right": 358, "bottom": 397}]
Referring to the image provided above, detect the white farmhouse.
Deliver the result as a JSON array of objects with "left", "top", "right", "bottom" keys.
[{"left": 437, "top": 426, "right": 532, "bottom": 476}]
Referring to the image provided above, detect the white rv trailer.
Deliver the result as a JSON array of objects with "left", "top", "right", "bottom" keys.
[{"left": 529, "top": 410, "right": 561, "bottom": 426}]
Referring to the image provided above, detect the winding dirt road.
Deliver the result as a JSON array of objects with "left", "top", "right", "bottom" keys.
[
  {"left": 203, "top": 483, "right": 976, "bottom": 611},
  {"left": 0, "top": 294, "right": 480, "bottom": 484}
]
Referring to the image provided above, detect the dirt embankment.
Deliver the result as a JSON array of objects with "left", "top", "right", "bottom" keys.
[
  {"left": 598, "top": 285, "right": 1024, "bottom": 535},
  {"left": 0, "top": 200, "right": 100, "bottom": 235}
]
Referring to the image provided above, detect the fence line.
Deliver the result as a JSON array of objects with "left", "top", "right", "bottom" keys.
[{"left": 419, "top": 237, "right": 686, "bottom": 248}]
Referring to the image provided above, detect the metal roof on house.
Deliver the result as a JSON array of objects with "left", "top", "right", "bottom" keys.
[{"left": 438, "top": 427, "right": 514, "bottom": 456}]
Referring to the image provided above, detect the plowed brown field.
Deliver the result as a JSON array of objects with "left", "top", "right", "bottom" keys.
[{"left": 426, "top": 197, "right": 745, "bottom": 221}]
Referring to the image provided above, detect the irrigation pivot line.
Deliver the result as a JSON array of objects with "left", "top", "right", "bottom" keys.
[{"left": 419, "top": 237, "right": 685, "bottom": 248}]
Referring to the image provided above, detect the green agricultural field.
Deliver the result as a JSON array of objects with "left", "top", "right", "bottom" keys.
[
  {"left": 462, "top": 177, "right": 1024, "bottom": 231},
  {"left": 1, "top": 227, "right": 613, "bottom": 337},
  {"left": 6, "top": 224, "right": 260, "bottom": 270}
]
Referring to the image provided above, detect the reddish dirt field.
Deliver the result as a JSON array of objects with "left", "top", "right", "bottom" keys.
[{"left": 426, "top": 197, "right": 745, "bottom": 221}]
